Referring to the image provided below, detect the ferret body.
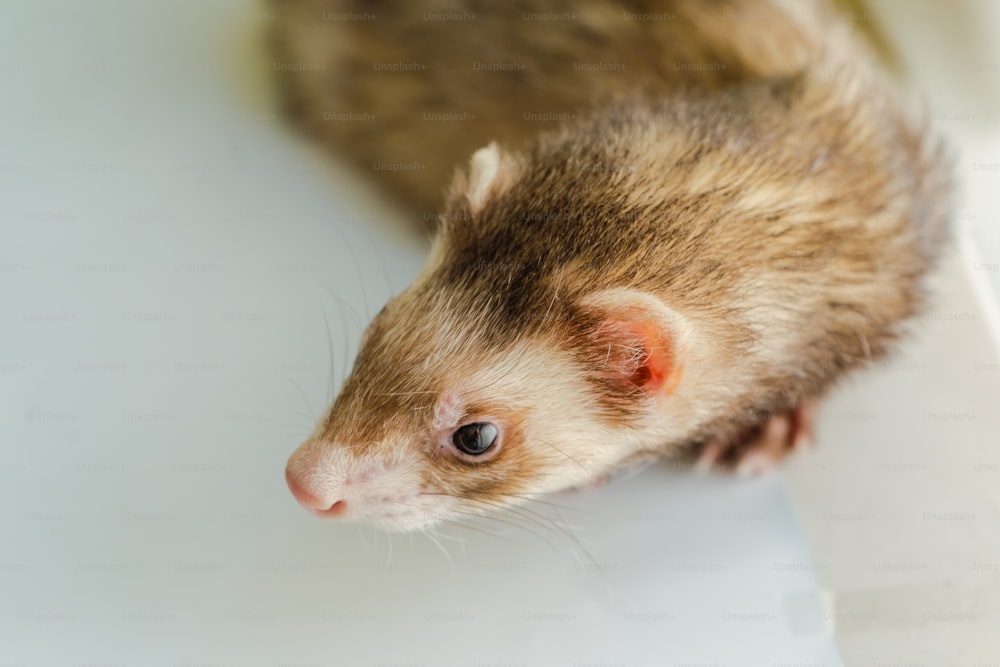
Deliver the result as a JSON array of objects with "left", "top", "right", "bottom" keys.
[{"left": 273, "top": 0, "right": 952, "bottom": 530}]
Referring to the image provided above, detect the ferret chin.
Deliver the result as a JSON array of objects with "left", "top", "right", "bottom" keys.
[{"left": 274, "top": 0, "right": 952, "bottom": 529}]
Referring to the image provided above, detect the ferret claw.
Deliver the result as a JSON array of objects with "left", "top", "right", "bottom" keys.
[
  {"left": 694, "top": 441, "right": 722, "bottom": 474},
  {"left": 697, "top": 399, "right": 817, "bottom": 476}
]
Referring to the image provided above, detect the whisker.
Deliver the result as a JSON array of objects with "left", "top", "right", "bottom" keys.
[
  {"left": 368, "top": 236, "right": 396, "bottom": 297},
  {"left": 456, "top": 370, "right": 512, "bottom": 400},
  {"left": 423, "top": 528, "right": 455, "bottom": 573},
  {"left": 334, "top": 227, "right": 372, "bottom": 322},
  {"left": 356, "top": 522, "right": 375, "bottom": 556},
  {"left": 457, "top": 493, "right": 597, "bottom": 568},
  {"left": 449, "top": 503, "right": 563, "bottom": 551},
  {"left": 334, "top": 296, "right": 354, "bottom": 389},
  {"left": 278, "top": 426, "right": 312, "bottom": 446},
  {"left": 283, "top": 413, "right": 315, "bottom": 430},
  {"left": 419, "top": 486, "right": 561, "bottom": 546},
  {"left": 488, "top": 491, "right": 597, "bottom": 516},
  {"left": 287, "top": 378, "right": 317, "bottom": 423},
  {"left": 533, "top": 437, "right": 591, "bottom": 475},
  {"left": 390, "top": 499, "right": 511, "bottom": 542},
  {"left": 425, "top": 492, "right": 570, "bottom": 553},
  {"left": 320, "top": 303, "right": 338, "bottom": 405},
  {"left": 446, "top": 517, "right": 523, "bottom": 543}
]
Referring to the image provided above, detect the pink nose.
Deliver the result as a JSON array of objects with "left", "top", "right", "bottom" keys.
[{"left": 285, "top": 467, "right": 348, "bottom": 518}]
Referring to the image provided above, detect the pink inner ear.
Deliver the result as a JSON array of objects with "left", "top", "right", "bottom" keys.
[
  {"left": 622, "top": 321, "right": 677, "bottom": 395},
  {"left": 579, "top": 289, "right": 686, "bottom": 400},
  {"left": 592, "top": 316, "right": 679, "bottom": 398}
]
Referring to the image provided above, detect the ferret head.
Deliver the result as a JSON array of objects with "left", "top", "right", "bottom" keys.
[{"left": 285, "top": 143, "right": 695, "bottom": 531}]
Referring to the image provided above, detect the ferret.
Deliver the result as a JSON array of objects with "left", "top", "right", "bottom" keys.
[{"left": 271, "top": 0, "right": 952, "bottom": 531}]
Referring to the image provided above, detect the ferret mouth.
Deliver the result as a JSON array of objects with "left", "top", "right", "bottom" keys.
[
  {"left": 363, "top": 504, "right": 444, "bottom": 532},
  {"left": 366, "top": 512, "right": 440, "bottom": 532}
]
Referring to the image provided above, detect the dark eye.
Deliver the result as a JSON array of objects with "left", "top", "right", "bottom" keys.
[{"left": 452, "top": 422, "right": 499, "bottom": 456}]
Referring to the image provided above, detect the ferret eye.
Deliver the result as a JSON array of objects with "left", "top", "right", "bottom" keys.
[{"left": 452, "top": 422, "right": 499, "bottom": 456}]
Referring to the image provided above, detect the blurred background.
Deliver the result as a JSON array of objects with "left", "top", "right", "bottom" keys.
[{"left": 1, "top": 1, "right": 998, "bottom": 665}]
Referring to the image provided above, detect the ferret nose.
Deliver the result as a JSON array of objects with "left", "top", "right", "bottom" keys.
[{"left": 284, "top": 466, "right": 348, "bottom": 518}]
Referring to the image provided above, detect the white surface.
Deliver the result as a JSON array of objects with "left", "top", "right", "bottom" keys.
[
  {"left": 784, "top": 245, "right": 1000, "bottom": 664},
  {"left": 870, "top": 0, "right": 1000, "bottom": 320},
  {"left": 782, "top": 2, "right": 1000, "bottom": 663},
  {"left": 0, "top": 1, "right": 841, "bottom": 665}
]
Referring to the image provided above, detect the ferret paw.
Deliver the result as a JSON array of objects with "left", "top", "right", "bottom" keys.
[
  {"left": 694, "top": 400, "right": 817, "bottom": 477},
  {"left": 564, "top": 473, "right": 615, "bottom": 493}
]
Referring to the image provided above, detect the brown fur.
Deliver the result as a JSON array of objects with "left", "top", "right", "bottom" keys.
[{"left": 275, "top": 0, "right": 953, "bottom": 530}]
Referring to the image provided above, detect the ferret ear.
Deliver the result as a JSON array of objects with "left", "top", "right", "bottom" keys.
[
  {"left": 447, "top": 142, "right": 520, "bottom": 216},
  {"left": 574, "top": 288, "right": 688, "bottom": 401}
]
